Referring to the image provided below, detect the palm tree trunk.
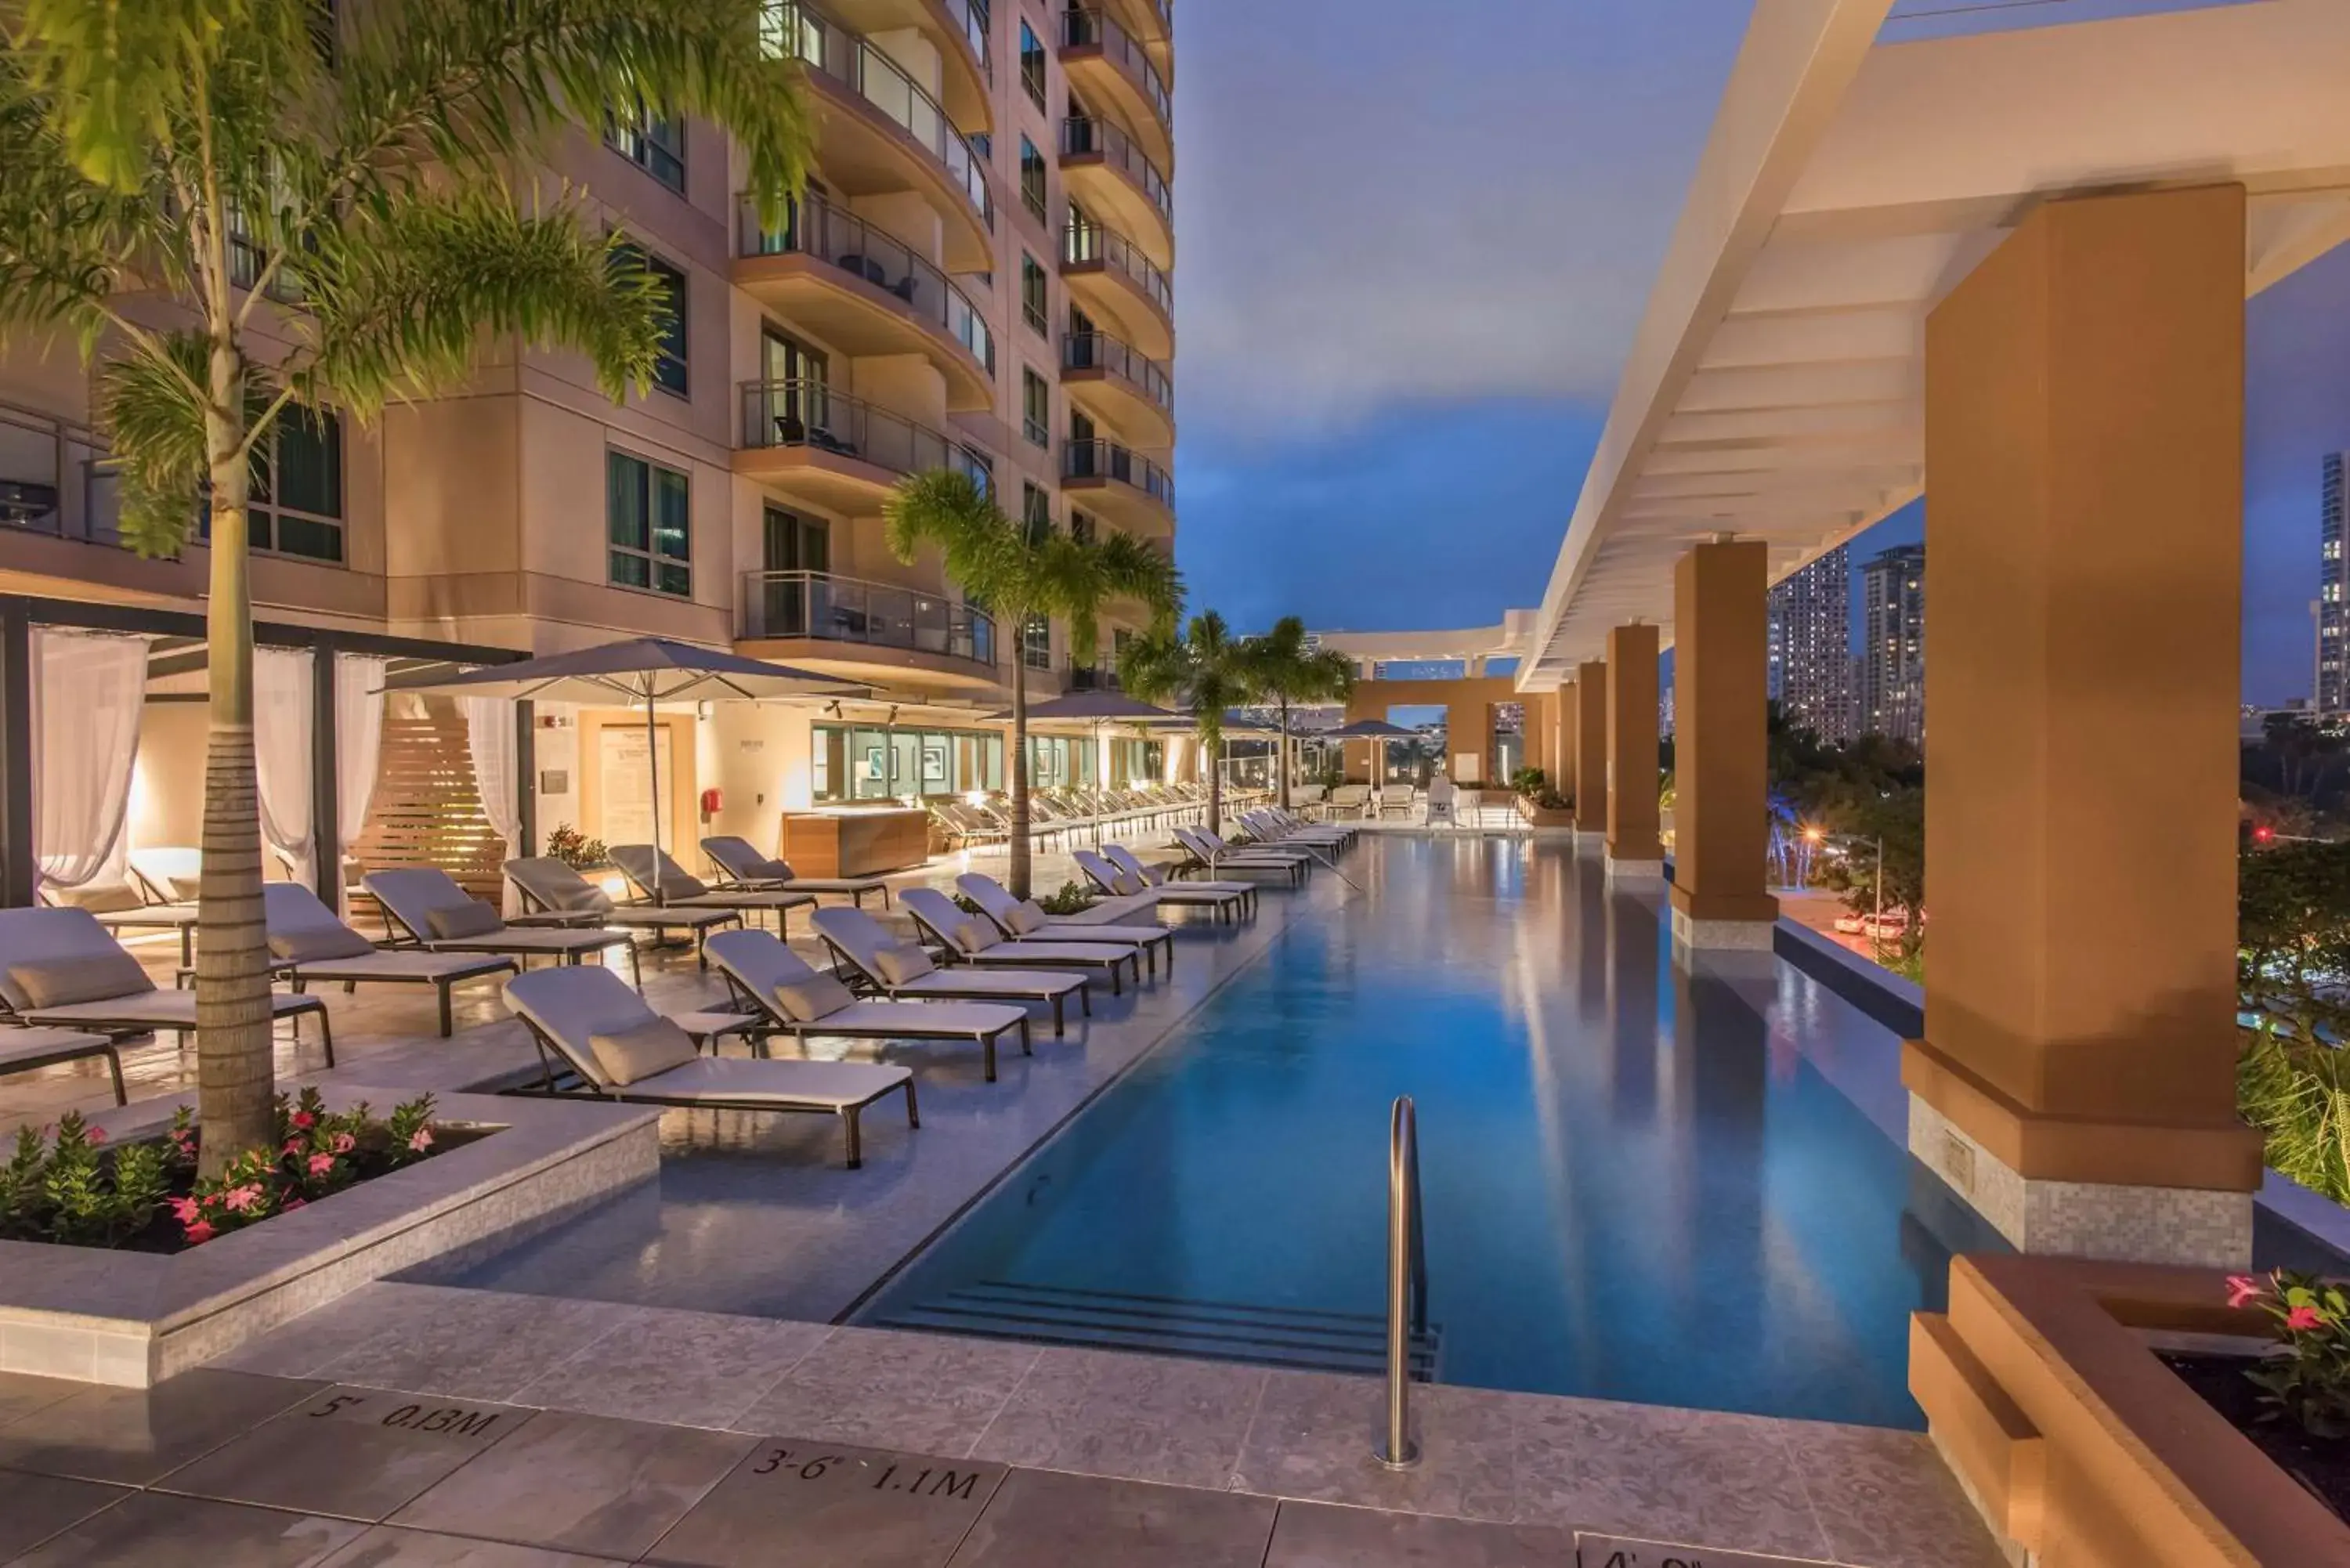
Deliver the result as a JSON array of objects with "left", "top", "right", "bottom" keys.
[
  {"left": 1277, "top": 699, "right": 1292, "bottom": 813},
  {"left": 1206, "top": 732, "right": 1223, "bottom": 836},
  {"left": 196, "top": 346, "right": 277, "bottom": 1176},
  {"left": 1008, "top": 661, "right": 1032, "bottom": 901}
]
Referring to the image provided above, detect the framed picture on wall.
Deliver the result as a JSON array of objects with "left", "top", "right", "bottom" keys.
[
  {"left": 922, "top": 742, "right": 947, "bottom": 783},
  {"left": 860, "top": 746, "right": 884, "bottom": 782}
]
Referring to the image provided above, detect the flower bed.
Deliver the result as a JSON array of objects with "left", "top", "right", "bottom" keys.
[
  {"left": 2155, "top": 1270, "right": 2350, "bottom": 1522},
  {"left": 2, "top": 1089, "right": 465, "bottom": 1254}
]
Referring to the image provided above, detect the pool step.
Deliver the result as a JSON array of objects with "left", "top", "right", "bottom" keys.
[{"left": 873, "top": 1279, "right": 1442, "bottom": 1379}]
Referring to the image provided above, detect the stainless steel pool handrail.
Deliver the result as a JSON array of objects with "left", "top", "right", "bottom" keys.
[{"left": 1377, "top": 1095, "right": 1425, "bottom": 1469}]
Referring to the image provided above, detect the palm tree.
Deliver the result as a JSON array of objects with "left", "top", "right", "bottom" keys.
[
  {"left": 1, "top": 0, "right": 811, "bottom": 1172},
  {"left": 1241, "top": 616, "right": 1354, "bottom": 811},
  {"left": 1119, "top": 611, "right": 1258, "bottom": 836},
  {"left": 884, "top": 471, "right": 1180, "bottom": 898}
]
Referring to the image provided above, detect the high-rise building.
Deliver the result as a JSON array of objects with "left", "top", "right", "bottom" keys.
[
  {"left": 2320, "top": 453, "right": 2348, "bottom": 712},
  {"left": 1860, "top": 544, "right": 1926, "bottom": 746},
  {"left": 1766, "top": 545, "right": 1853, "bottom": 743}
]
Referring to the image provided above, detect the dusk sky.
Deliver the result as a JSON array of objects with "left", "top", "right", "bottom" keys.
[{"left": 1166, "top": 0, "right": 2350, "bottom": 705}]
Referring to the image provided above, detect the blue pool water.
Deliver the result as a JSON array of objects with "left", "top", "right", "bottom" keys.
[{"left": 861, "top": 836, "right": 2005, "bottom": 1429}]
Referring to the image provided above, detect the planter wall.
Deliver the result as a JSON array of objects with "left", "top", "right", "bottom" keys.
[{"left": 1912, "top": 1254, "right": 2350, "bottom": 1566}]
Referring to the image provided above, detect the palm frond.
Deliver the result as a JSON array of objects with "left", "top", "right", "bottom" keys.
[
  {"left": 95, "top": 331, "right": 276, "bottom": 558},
  {"left": 0, "top": 52, "right": 143, "bottom": 342},
  {"left": 884, "top": 471, "right": 1029, "bottom": 619}
]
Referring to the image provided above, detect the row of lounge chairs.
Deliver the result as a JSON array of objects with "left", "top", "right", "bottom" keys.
[{"left": 930, "top": 783, "right": 1246, "bottom": 852}]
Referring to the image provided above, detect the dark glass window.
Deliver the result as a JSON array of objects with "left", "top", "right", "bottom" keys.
[
  {"left": 608, "top": 450, "right": 692, "bottom": 597},
  {"left": 1021, "top": 254, "right": 1048, "bottom": 336},
  {"left": 606, "top": 107, "right": 685, "bottom": 193},
  {"left": 247, "top": 409, "right": 344, "bottom": 563},
  {"left": 615, "top": 243, "right": 689, "bottom": 397},
  {"left": 1023, "top": 615, "right": 1052, "bottom": 670},
  {"left": 1019, "top": 21, "right": 1047, "bottom": 110},
  {"left": 1020, "top": 135, "right": 1047, "bottom": 222},
  {"left": 1022, "top": 369, "right": 1050, "bottom": 447}
]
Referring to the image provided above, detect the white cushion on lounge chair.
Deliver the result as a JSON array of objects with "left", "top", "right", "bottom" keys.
[
  {"left": 263, "top": 885, "right": 381, "bottom": 963},
  {"left": 0, "top": 908, "right": 161, "bottom": 1013},
  {"left": 1001, "top": 901, "right": 1047, "bottom": 936},
  {"left": 775, "top": 971, "right": 857, "bottom": 1023},
  {"left": 809, "top": 999, "right": 1023, "bottom": 1037},
  {"left": 428, "top": 901, "right": 503, "bottom": 939},
  {"left": 27, "top": 989, "right": 318, "bottom": 1028},
  {"left": 588, "top": 1016, "right": 700, "bottom": 1086},
  {"left": 280, "top": 949, "right": 512, "bottom": 982},
  {"left": 9, "top": 951, "right": 157, "bottom": 1009},
  {"left": 631, "top": 1056, "right": 909, "bottom": 1109},
  {"left": 128, "top": 847, "right": 203, "bottom": 902},
  {"left": 891, "top": 969, "right": 1079, "bottom": 1001},
  {"left": 874, "top": 943, "right": 935, "bottom": 985}
]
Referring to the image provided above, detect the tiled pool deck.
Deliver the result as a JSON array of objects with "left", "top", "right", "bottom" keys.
[{"left": 0, "top": 838, "right": 2007, "bottom": 1565}]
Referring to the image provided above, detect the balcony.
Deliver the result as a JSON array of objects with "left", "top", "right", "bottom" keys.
[
  {"left": 736, "top": 195, "right": 996, "bottom": 410},
  {"left": 738, "top": 569, "right": 1001, "bottom": 687},
  {"left": 763, "top": 1, "right": 995, "bottom": 272},
  {"left": 1058, "top": 8, "right": 1172, "bottom": 172},
  {"left": 736, "top": 380, "right": 994, "bottom": 512},
  {"left": 1061, "top": 438, "right": 1173, "bottom": 536},
  {"left": 1061, "top": 216, "right": 1173, "bottom": 359},
  {"left": 1061, "top": 329, "right": 1173, "bottom": 449},
  {"left": 820, "top": 0, "right": 993, "bottom": 132},
  {"left": 1068, "top": 663, "right": 1123, "bottom": 692},
  {"left": 1059, "top": 115, "right": 1172, "bottom": 269}
]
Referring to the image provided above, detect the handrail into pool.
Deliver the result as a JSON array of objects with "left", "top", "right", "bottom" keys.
[{"left": 1379, "top": 1094, "right": 1426, "bottom": 1470}]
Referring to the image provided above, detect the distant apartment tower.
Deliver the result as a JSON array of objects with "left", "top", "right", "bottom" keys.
[
  {"left": 1860, "top": 544, "right": 1927, "bottom": 745},
  {"left": 2321, "top": 453, "right": 2348, "bottom": 711},
  {"left": 1766, "top": 545, "right": 1853, "bottom": 742}
]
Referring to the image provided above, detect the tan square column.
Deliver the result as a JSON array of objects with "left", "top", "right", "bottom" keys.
[
  {"left": 1603, "top": 625, "right": 1662, "bottom": 880},
  {"left": 1571, "top": 663, "right": 1607, "bottom": 841},
  {"left": 1668, "top": 540, "right": 1778, "bottom": 952},
  {"left": 1908, "top": 183, "right": 2262, "bottom": 1267}
]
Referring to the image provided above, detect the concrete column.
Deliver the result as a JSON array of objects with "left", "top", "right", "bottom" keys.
[
  {"left": 1907, "top": 183, "right": 2261, "bottom": 1267},
  {"left": 1668, "top": 540, "right": 1778, "bottom": 953},
  {"left": 1603, "top": 625, "right": 1662, "bottom": 880},
  {"left": 1571, "top": 663, "right": 1607, "bottom": 841}
]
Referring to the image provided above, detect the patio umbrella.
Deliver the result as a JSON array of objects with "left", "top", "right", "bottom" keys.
[
  {"left": 991, "top": 691, "right": 1180, "bottom": 838},
  {"left": 382, "top": 638, "right": 866, "bottom": 898},
  {"left": 1320, "top": 717, "right": 1419, "bottom": 786}
]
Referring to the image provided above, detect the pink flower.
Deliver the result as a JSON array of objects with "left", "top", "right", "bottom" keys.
[
  {"left": 306, "top": 1153, "right": 335, "bottom": 1177},
  {"left": 85, "top": 1126, "right": 107, "bottom": 1146},
  {"left": 282, "top": 1198, "right": 306, "bottom": 1212},
  {"left": 2226, "top": 1274, "right": 2266, "bottom": 1310},
  {"left": 183, "top": 1219, "right": 215, "bottom": 1245},
  {"left": 168, "top": 1197, "right": 199, "bottom": 1224},
  {"left": 292, "top": 1111, "right": 316, "bottom": 1130},
  {"left": 283, "top": 1140, "right": 303, "bottom": 1156},
  {"left": 2288, "top": 1305, "right": 2328, "bottom": 1332},
  {"left": 222, "top": 1183, "right": 264, "bottom": 1214},
  {"left": 407, "top": 1129, "right": 433, "bottom": 1153},
  {"left": 331, "top": 1133, "right": 355, "bottom": 1154}
]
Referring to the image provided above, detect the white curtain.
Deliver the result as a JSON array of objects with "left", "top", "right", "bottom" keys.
[
  {"left": 31, "top": 629, "right": 150, "bottom": 891},
  {"left": 463, "top": 695, "right": 522, "bottom": 913},
  {"left": 334, "top": 654, "right": 388, "bottom": 912},
  {"left": 253, "top": 646, "right": 316, "bottom": 888}
]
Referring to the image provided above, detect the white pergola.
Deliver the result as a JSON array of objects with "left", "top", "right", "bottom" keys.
[{"left": 1517, "top": 0, "right": 2350, "bottom": 689}]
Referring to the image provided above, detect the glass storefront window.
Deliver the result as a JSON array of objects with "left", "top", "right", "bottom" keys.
[{"left": 813, "top": 723, "right": 1004, "bottom": 802}]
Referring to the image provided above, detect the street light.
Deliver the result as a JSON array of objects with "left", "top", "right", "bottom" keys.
[{"left": 1806, "top": 825, "right": 1886, "bottom": 932}]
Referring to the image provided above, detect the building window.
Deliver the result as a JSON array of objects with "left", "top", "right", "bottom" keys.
[
  {"left": 1070, "top": 508, "right": 1096, "bottom": 544},
  {"left": 248, "top": 409, "right": 345, "bottom": 563},
  {"left": 1022, "top": 369, "right": 1050, "bottom": 447},
  {"left": 815, "top": 722, "right": 1003, "bottom": 802},
  {"left": 614, "top": 244, "right": 689, "bottom": 398},
  {"left": 1021, "top": 480, "right": 1051, "bottom": 536},
  {"left": 1020, "top": 135, "right": 1047, "bottom": 222},
  {"left": 608, "top": 450, "right": 692, "bottom": 597},
  {"left": 1020, "top": 21, "right": 1046, "bottom": 110},
  {"left": 971, "top": 130, "right": 992, "bottom": 159},
  {"left": 606, "top": 107, "right": 685, "bottom": 193},
  {"left": 1021, "top": 254, "right": 1048, "bottom": 337},
  {"left": 1023, "top": 615, "right": 1052, "bottom": 670}
]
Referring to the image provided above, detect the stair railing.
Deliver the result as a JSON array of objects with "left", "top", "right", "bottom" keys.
[{"left": 1376, "top": 1095, "right": 1426, "bottom": 1469}]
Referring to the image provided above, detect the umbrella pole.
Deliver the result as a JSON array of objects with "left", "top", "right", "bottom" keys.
[{"left": 646, "top": 695, "right": 663, "bottom": 901}]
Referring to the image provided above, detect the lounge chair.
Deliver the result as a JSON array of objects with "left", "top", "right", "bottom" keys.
[
  {"left": 0, "top": 1027, "right": 125, "bottom": 1104},
  {"left": 704, "top": 928, "right": 1029, "bottom": 1082},
  {"left": 954, "top": 873, "right": 1174, "bottom": 976},
  {"left": 0, "top": 907, "right": 332, "bottom": 1064},
  {"left": 39, "top": 879, "right": 201, "bottom": 968},
  {"left": 363, "top": 868, "right": 642, "bottom": 985},
  {"left": 898, "top": 888, "right": 1145, "bottom": 995},
  {"left": 504, "top": 965, "right": 915, "bottom": 1169},
  {"left": 128, "top": 847, "right": 204, "bottom": 905},
  {"left": 608, "top": 846, "right": 818, "bottom": 934},
  {"left": 1173, "top": 827, "right": 1311, "bottom": 884},
  {"left": 1245, "top": 808, "right": 1354, "bottom": 850},
  {"left": 503, "top": 857, "right": 740, "bottom": 967},
  {"left": 702, "top": 836, "right": 891, "bottom": 908},
  {"left": 1105, "top": 844, "right": 1271, "bottom": 912},
  {"left": 1072, "top": 848, "right": 1252, "bottom": 921},
  {"left": 812, "top": 905, "right": 1088, "bottom": 1035},
  {"left": 263, "top": 884, "right": 516, "bottom": 1038}
]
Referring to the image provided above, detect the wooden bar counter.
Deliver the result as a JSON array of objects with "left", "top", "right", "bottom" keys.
[{"left": 778, "top": 808, "right": 931, "bottom": 878}]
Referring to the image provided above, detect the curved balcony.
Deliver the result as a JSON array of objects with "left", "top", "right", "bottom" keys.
[
  {"left": 1061, "top": 438, "right": 1173, "bottom": 537},
  {"left": 736, "top": 380, "right": 995, "bottom": 513},
  {"left": 1102, "top": 0, "right": 1171, "bottom": 77},
  {"left": 1059, "top": 115, "right": 1172, "bottom": 269},
  {"left": 738, "top": 569, "right": 1002, "bottom": 688},
  {"left": 736, "top": 195, "right": 996, "bottom": 410},
  {"left": 821, "top": 0, "right": 992, "bottom": 132},
  {"left": 765, "top": 1, "right": 994, "bottom": 272},
  {"left": 1059, "top": 8, "right": 1171, "bottom": 173},
  {"left": 1061, "top": 215, "right": 1173, "bottom": 359},
  {"left": 1061, "top": 330, "right": 1173, "bottom": 449}
]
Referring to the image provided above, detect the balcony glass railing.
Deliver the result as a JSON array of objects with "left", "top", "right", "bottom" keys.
[
  {"left": 763, "top": 2, "right": 993, "bottom": 230},
  {"left": 739, "top": 569, "right": 1000, "bottom": 669},
  {"left": 1059, "top": 7, "right": 1170, "bottom": 131},
  {"left": 1063, "top": 438, "right": 1173, "bottom": 510},
  {"left": 1061, "top": 216, "right": 1171, "bottom": 317},
  {"left": 740, "top": 380, "right": 995, "bottom": 493},
  {"left": 1058, "top": 115, "right": 1170, "bottom": 223},
  {"left": 944, "top": 0, "right": 992, "bottom": 78},
  {"left": 740, "top": 194, "right": 996, "bottom": 375},
  {"left": 1061, "top": 330, "right": 1171, "bottom": 411}
]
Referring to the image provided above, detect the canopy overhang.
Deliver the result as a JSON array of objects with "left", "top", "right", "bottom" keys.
[{"left": 1518, "top": 0, "right": 2350, "bottom": 688}]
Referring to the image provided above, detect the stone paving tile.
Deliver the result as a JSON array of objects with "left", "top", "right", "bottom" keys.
[
  {"left": 312, "top": 1287, "right": 641, "bottom": 1403},
  {"left": 1231, "top": 1371, "right": 1520, "bottom": 1523},
  {"left": 154, "top": 1384, "right": 534, "bottom": 1523},
  {"left": 208, "top": 1282, "right": 465, "bottom": 1380},
  {"left": 1785, "top": 1422, "right": 2007, "bottom": 1568},
  {"left": 4, "top": 1491, "right": 365, "bottom": 1566},
  {"left": 728, "top": 1328, "right": 1043, "bottom": 1457},
  {"left": 643, "top": 1440, "right": 1007, "bottom": 1568},
  {"left": 0, "top": 1371, "right": 87, "bottom": 1431},
  {"left": 507, "top": 1310, "right": 833, "bottom": 1429},
  {"left": 389, "top": 1410, "right": 754, "bottom": 1559},
  {"left": 0, "top": 1473, "right": 132, "bottom": 1560},
  {"left": 0, "top": 1367, "right": 324, "bottom": 1487},
  {"left": 944, "top": 1466, "right": 1278, "bottom": 1568},
  {"left": 969, "top": 1345, "right": 1268, "bottom": 1490},
  {"left": 319, "top": 1529, "right": 631, "bottom": 1566},
  {"left": 1263, "top": 1500, "right": 1580, "bottom": 1567}
]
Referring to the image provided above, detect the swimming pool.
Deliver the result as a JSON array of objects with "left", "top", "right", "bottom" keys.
[{"left": 859, "top": 835, "right": 2005, "bottom": 1429}]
